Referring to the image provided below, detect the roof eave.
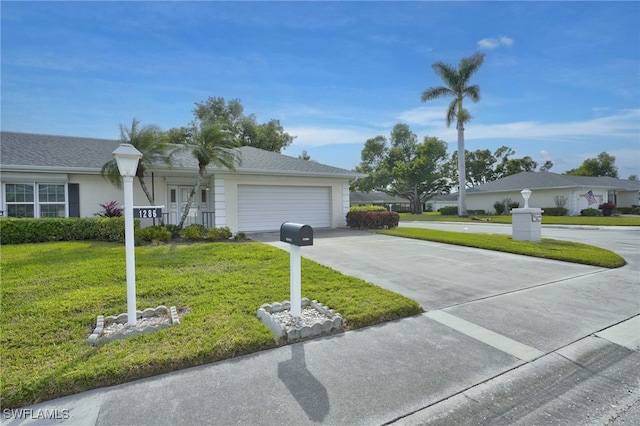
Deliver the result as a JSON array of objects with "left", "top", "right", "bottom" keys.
[{"left": 0, "top": 165, "right": 101, "bottom": 174}]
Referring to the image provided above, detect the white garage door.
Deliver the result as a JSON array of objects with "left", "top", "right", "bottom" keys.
[{"left": 238, "top": 185, "right": 331, "bottom": 232}]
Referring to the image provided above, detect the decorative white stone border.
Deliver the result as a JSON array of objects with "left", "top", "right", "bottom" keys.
[
  {"left": 88, "top": 305, "right": 180, "bottom": 345},
  {"left": 257, "top": 297, "right": 343, "bottom": 342}
]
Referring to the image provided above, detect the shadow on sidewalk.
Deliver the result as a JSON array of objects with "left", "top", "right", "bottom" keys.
[{"left": 278, "top": 344, "right": 329, "bottom": 422}]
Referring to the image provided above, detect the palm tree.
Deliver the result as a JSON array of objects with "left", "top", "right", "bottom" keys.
[
  {"left": 421, "top": 52, "right": 485, "bottom": 217},
  {"left": 176, "top": 117, "right": 241, "bottom": 229},
  {"left": 101, "top": 118, "right": 174, "bottom": 206}
]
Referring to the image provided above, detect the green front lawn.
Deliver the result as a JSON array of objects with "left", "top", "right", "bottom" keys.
[
  {"left": 400, "top": 213, "right": 640, "bottom": 226},
  {"left": 378, "top": 227, "right": 626, "bottom": 268},
  {"left": 1, "top": 241, "right": 422, "bottom": 408}
]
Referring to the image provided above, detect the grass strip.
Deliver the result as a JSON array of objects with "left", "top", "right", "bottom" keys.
[
  {"left": 377, "top": 227, "right": 626, "bottom": 268},
  {"left": 1, "top": 241, "right": 422, "bottom": 409},
  {"left": 400, "top": 213, "right": 640, "bottom": 226}
]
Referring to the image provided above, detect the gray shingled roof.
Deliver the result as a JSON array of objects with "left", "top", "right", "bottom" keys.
[
  {"left": 1, "top": 131, "right": 360, "bottom": 178},
  {"left": 467, "top": 171, "right": 640, "bottom": 193}
]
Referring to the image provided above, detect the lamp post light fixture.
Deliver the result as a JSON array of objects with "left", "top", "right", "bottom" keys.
[
  {"left": 112, "top": 143, "right": 143, "bottom": 326},
  {"left": 521, "top": 188, "right": 532, "bottom": 209}
]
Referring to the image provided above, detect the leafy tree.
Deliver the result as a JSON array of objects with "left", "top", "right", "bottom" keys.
[
  {"left": 449, "top": 148, "right": 497, "bottom": 187},
  {"left": 299, "top": 150, "right": 312, "bottom": 160},
  {"left": 540, "top": 160, "right": 554, "bottom": 172},
  {"left": 176, "top": 116, "right": 241, "bottom": 229},
  {"left": 101, "top": 118, "right": 174, "bottom": 206},
  {"left": 629, "top": 175, "right": 638, "bottom": 181},
  {"left": 421, "top": 52, "right": 485, "bottom": 216},
  {"left": 503, "top": 156, "right": 538, "bottom": 176},
  {"left": 190, "top": 96, "right": 295, "bottom": 152},
  {"left": 565, "top": 152, "right": 618, "bottom": 178},
  {"left": 448, "top": 145, "right": 542, "bottom": 187},
  {"left": 353, "top": 124, "right": 450, "bottom": 214},
  {"left": 163, "top": 126, "right": 192, "bottom": 144}
]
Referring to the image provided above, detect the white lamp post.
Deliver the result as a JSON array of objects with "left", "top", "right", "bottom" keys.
[
  {"left": 521, "top": 188, "right": 532, "bottom": 209},
  {"left": 113, "top": 144, "right": 143, "bottom": 326}
]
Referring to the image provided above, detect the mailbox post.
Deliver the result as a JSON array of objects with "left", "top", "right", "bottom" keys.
[
  {"left": 511, "top": 188, "right": 543, "bottom": 242},
  {"left": 280, "top": 222, "right": 313, "bottom": 318}
]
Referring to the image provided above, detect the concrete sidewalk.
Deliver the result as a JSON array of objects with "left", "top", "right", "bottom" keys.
[{"left": 3, "top": 227, "right": 639, "bottom": 425}]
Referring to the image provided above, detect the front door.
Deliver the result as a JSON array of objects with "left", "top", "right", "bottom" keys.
[{"left": 166, "top": 185, "right": 210, "bottom": 226}]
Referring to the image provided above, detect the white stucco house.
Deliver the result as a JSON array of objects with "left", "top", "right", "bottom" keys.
[
  {"left": 465, "top": 171, "right": 640, "bottom": 215},
  {"left": 0, "top": 132, "right": 362, "bottom": 233}
]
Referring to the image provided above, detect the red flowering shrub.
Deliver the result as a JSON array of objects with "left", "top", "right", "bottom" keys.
[
  {"left": 346, "top": 210, "right": 399, "bottom": 229},
  {"left": 598, "top": 202, "right": 616, "bottom": 217}
]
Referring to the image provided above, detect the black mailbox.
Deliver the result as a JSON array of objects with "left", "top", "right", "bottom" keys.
[{"left": 280, "top": 222, "right": 313, "bottom": 246}]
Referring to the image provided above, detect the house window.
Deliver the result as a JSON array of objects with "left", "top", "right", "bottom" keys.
[
  {"left": 5, "top": 184, "right": 35, "bottom": 218},
  {"left": 201, "top": 189, "right": 207, "bottom": 203},
  {"left": 38, "top": 184, "right": 66, "bottom": 217},
  {"left": 4, "top": 183, "right": 66, "bottom": 218},
  {"left": 170, "top": 189, "right": 176, "bottom": 203}
]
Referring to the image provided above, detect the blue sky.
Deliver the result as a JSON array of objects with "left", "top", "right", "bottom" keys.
[{"left": 2, "top": 1, "right": 639, "bottom": 178}]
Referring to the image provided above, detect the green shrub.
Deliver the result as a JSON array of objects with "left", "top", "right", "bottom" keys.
[
  {"left": 350, "top": 205, "right": 387, "bottom": 212},
  {"left": 165, "top": 224, "right": 181, "bottom": 239},
  {"left": 234, "top": 232, "right": 248, "bottom": 241},
  {"left": 207, "top": 226, "right": 233, "bottom": 241},
  {"left": 508, "top": 202, "right": 520, "bottom": 210},
  {"left": 493, "top": 201, "right": 505, "bottom": 215},
  {"left": 543, "top": 207, "right": 568, "bottom": 216},
  {"left": 180, "top": 224, "right": 206, "bottom": 241},
  {"left": 468, "top": 210, "right": 486, "bottom": 216},
  {"left": 346, "top": 211, "right": 399, "bottom": 229},
  {"left": 581, "top": 208, "right": 602, "bottom": 217},
  {"left": 0, "top": 217, "right": 131, "bottom": 244},
  {"left": 136, "top": 226, "right": 172, "bottom": 243},
  {"left": 439, "top": 206, "right": 458, "bottom": 216}
]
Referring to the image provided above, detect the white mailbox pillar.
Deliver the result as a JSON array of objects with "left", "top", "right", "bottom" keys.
[
  {"left": 511, "top": 189, "right": 543, "bottom": 242},
  {"left": 280, "top": 222, "right": 314, "bottom": 319}
]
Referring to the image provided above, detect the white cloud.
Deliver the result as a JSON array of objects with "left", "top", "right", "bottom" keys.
[
  {"left": 477, "top": 36, "right": 514, "bottom": 50},
  {"left": 461, "top": 109, "right": 640, "bottom": 140},
  {"left": 284, "top": 126, "right": 378, "bottom": 147},
  {"left": 396, "top": 106, "right": 447, "bottom": 126},
  {"left": 499, "top": 36, "right": 514, "bottom": 46}
]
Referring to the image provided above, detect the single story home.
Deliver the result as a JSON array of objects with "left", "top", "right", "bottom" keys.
[
  {"left": 465, "top": 171, "right": 640, "bottom": 215},
  {"left": 350, "top": 191, "right": 457, "bottom": 212},
  {"left": 0, "top": 131, "right": 362, "bottom": 233}
]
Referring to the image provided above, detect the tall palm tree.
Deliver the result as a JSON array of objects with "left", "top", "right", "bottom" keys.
[
  {"left": 101, "top": 118, "right": 174, "bottom": 206},
  {"left": 421, "top": 52, "right": 485, "bottom": 217},
  {"left": 176, "top": 117, "right": 241, "bottom": 229}
]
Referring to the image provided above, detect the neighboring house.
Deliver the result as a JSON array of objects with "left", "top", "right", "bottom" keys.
[
  {"left": 465, "top": 171, "right": 640, "bottom": 215},
  {"left": 0, "top": 132, "right": 362, "bottom": 233},
  {"left": 349, "top": 191, "right": 457, "bottom": 212},
  {"left": 350, "top": 191, "right": 411, "bottom": 212}
]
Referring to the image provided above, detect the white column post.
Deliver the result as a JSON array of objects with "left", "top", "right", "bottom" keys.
[
  {"left": 290, "top": 245, "right": 301, "bottom": 318},
  {"left": 123, "top": 175, "right": 137, "bottom": 326}
]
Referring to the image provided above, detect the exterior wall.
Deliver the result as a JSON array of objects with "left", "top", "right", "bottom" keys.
[
  {"left": 342, "top": 182, "right": 350, "bottom": 224},
  {"left": 617, "top": 191, "right": 640, "bottom": 208},
  {"left": 219, "top": 173, "right": 349, "bottom": 234},
  {"left": 430, "top": 199, "right": 457, "bottom": 212},
  {"left": 1, "top": 171, "right": 162, "bottom": 218},
  {"left": 68, "top": 174, "right": 151, "bottom": 217}
]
